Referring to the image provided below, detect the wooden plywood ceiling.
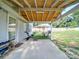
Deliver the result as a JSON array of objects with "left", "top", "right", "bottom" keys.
[{"left": 7, "top": 0, "right": 76, "bottom": 22}]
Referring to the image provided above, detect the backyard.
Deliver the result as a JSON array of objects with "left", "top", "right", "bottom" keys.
[
  {"left": 32, "top": 32, "right": 49, "bottom": 39},
  {"left": 52, "top": 29, "right": 79, "bottom": 59}
]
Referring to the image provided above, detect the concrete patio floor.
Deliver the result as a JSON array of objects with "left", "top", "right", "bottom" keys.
[{"left": 4, "top": 40, "right": 69, "bottom": 59}]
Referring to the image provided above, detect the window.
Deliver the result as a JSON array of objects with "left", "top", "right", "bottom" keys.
[{"left": 8, "top": 17, "right": 16, "bottom": 40}]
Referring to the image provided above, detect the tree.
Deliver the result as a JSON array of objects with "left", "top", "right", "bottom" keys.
[{"left": 52, "top": 10, "right": 79, "bottom": 28}]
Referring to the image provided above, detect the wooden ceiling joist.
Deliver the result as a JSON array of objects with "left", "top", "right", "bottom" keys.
[
  {"left": 46, "top": 0, "right": 63, "bottom": 21},
  {"left": 53, "top": 10, "right": 61, "bottom": 18},
  {"left": 59, "top": 0, "right": 76, "bottom": 8},
  {"left": 32, "top": 11, "right": 37, "bottom": 21},
  {"left": 26, "top": 11, "right": 33, "bottom": 21},
  {"left": 24, "top": 10, "right": 31, "bottom": 21},
  {"left": 36, "top": 0, "right": 45, "bottom": 8},
  {"left": 42, "top": 0, "right": 48, "bottom": 21},
  {"left": 51, "top": 0, "right": 64, "bottom": 8},
  {"left": 23, "top": 0, "right": 31, "bottom": 8},
  {"left": 21, "top": 11, "right": 29, "bottom": 21},
  {"left": 43, "top": 0, "right": 47, "bottom": 8},
  {"left": 46, "top": 11, "right": 55, "bottom": 21},
  {"left": 31, "top": 11, "right": 34, "bottom": 21},
  {"left": 6, "top": 0, "right": 77, "bottom": 22},
  {"left": 26, "top": 0, "right": 35, "bottom": 7},
  {"left": 42, "top": 11, "right": 49, "bottom": 21},
  {"left": 22, "top": 15, "right": 28, "bottom": 21},
  {"left": 34, "top": 0, "right": 37, "bottom": 8},
  {"left": 11, "top": 0, "right": 24, "bottom": 7},
  {"left": 23, "top": 0, "right": 34, "bottom": 21},
  {"left": 45, "top": 0, "right": 55, "bottom": 8},
  {"left": 37, "top": 13, "right": 42, "bottom": 21},
  {"left": 21, "top": 8, "right": 63, "bottom": 12}
]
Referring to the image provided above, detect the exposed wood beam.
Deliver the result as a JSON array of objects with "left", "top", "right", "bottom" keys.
[
  {"left": 51, "top": 10, "right": 61, "bottom": 22},
  {"left": 11, "top": 0, "right": 32, "bottom": 21},
  {"left": 59, "top": 0, "right": 76, "bottom": 8},
  {"left": 34, "top": 0, "right": 37, "bottom": 21},
  {"left": 21, "top": 8, "right": 63, "bottom": 11},
  {"left": 46, "top": 11, "right": 55, "bottom": 21},
  {"left": 23, "top": 0, "right": 31, "bottom": 8},
  {"left": 34, "top": 0, "right": 37, "bottom": 8},
  {"left": 46, "top": 0, "right": 56, "bottom": 21},
  {"left": 46, "top": 0, "right": 63, "bottom": 21},
  {"left": 27, "top": 21, "right": 51, "bottom": 23},
  {"left": 22, "top": 15, "right": 29, "bottom": 21},
  {"left": 30, "top": 11, "right": 34, "bottom": 22},
  {"left": 51, "top": 0, "right": 64, "bottom": 8},
  {"left": 10, "top": 0, "right": 31, "bottom": 21},
  {"left": 24, "top": 10, "right": 30, "bottom": 21},
  {"left": 42, "top": 0, "right": 48, "bottom": 21},
  {"left": 23, "top": 0, "right": 34, "bottom": 21},
  {"left": 23, "top": 0, "right": 35, "bottom": 21},
  {"left": 43, "top": 0, "right": 47, "bottom": 8},
  {"left": 45, "top": 13, "right": 50, "bottom": 21},
  {"left": 45, "top": 0, "right": 56, "bottom": 21},
  {"left": 51, "top": 0, "right": 76, "bottom": 22},
  {"left": 11, "top": 0, "right": 24, "bottom": 8}
]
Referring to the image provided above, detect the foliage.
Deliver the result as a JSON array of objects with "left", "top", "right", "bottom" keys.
[
  {"left": 52, "top": 10, "right": 79, "bottom": 27},
  {"left": 32, "top": 32, "right": 49, "bottom": 39}
]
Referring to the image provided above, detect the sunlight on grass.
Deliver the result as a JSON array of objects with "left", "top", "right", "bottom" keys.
[
  {"left": 52, "top": 30, "right": 79, "bottom": 59},
  {"left": 52, "top": 30, "right": 79, "bottom": 44}
]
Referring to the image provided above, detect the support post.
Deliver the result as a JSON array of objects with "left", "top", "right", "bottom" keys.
[
  {"left": 16, "top": 20, "right": 25, "bottom": 43},
  {"left": 0, "top": 8, "right": 8, "bottom": 42}
]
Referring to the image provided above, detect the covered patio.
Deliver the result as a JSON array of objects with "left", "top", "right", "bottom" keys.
[
  {"left": 0, "top": 0, "right": 79, "bottom": 59},
  {"left": 4, "top": 40, "right": 69, "bottom": 59}
]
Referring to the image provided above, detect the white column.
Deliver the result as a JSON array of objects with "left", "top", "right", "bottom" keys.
[
  {"left": 0, "top": 9, "right": 8, "bottom": 42},
  {"left": 26, "top": 23, "right": 33, "bottom": 36},
  {"left": 16, "top": 20, "right": 25, "bottom": 43},
  {"left": 51, "top": 23, "right": 53, "bottom": 40}
]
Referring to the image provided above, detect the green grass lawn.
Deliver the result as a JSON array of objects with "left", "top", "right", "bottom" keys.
[
  {"left": 52, "top": 30, "right": 79, "bottom": 59},
  {"left": 52, "top": 30, "right": 79, "bottom": 45},
  {"left": 32, "top": 32, "right": 49, "bottom": 39}
]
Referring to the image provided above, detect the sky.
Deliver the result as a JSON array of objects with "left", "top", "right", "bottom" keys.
[{"left": 61, "top": 3, "right": 79, "bottom": 15}]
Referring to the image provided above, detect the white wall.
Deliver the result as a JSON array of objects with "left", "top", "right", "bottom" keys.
[
  {"left": 16, "top": 20, "right": 25, "bottom": 43},
  {"left": 0, "top": 9, "right": 8, "bottom": 42},
  {"left": 0, "top": 8, "right": 31, "bottom": 43},
  {"left": 26, "top": 23, "right": 33, "bottom": 36}
]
